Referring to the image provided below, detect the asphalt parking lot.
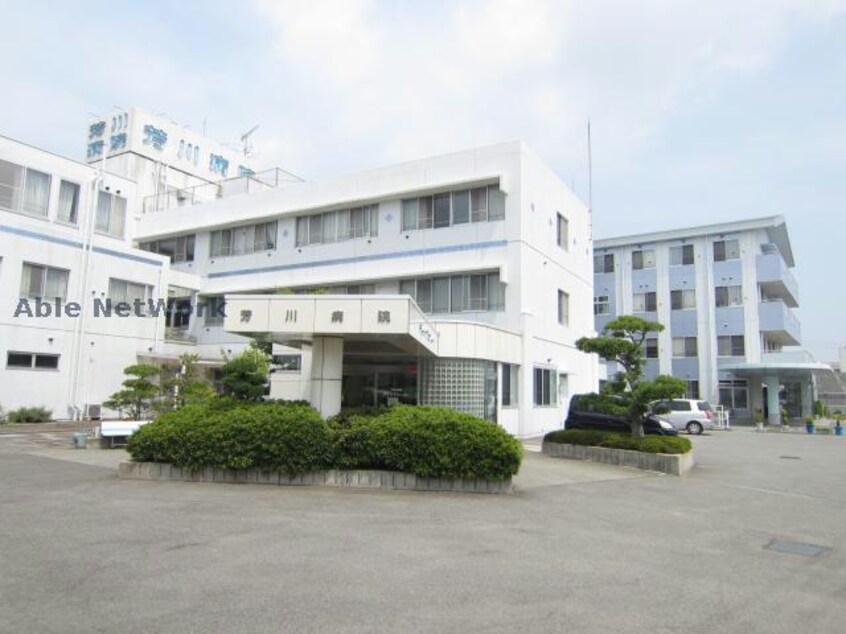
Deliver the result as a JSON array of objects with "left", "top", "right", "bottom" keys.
[{"left": 1, "top": 426, "right": 844, "bottom": 634}]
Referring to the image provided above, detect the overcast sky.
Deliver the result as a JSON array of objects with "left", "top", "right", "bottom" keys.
[{"left": 2, "top": 0, "right": 844, "bottom": 361}]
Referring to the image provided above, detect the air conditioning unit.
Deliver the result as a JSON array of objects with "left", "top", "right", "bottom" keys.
[{"left": 86, "top": 404, "right": 102, "bottom": 421}]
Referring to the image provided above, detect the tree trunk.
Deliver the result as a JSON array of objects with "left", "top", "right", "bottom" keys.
[{"left": 631, "top": 419, "right": 645, "bottom": 439}]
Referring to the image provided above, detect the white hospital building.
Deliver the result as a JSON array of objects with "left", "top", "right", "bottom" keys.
[{"left": 0, "top": 109, "right": 599, "bottom": 437}]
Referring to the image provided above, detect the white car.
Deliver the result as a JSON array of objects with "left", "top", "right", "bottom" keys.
[{"left": 650, "top": 399, "right": 715, "bottom": 435}]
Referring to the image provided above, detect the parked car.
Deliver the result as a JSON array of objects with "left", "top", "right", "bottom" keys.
[
  {"left": 565, "top": 394, "right": 678, "bottom": 436},
  {"left": 650, "top": 399, "right": 715, "bottom": 435}
]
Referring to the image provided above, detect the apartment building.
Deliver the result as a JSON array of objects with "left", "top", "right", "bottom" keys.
[
  {"left": 1, "top": 125, "right": 599, "bottom": 437},
  {"left": 594, "top": 217, "right": 828, "bottom": 424}
]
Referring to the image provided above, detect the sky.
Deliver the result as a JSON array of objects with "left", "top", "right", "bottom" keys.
[{"left": 1, "top": 0, "right": 844, "bottom": 361}]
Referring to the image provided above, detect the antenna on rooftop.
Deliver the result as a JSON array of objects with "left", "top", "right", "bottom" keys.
[
  {"left": 587, "top": 119, "right": 593, "bottom": 242},
  {"left": 241, "top": 124, "right": 260, "bottom": 157}
]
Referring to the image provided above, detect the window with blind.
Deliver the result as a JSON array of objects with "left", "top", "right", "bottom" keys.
[
  {"left": 400, "top": 273, "right": 504, "bottom": 314},
  {"left": 0, "top": 159, "right": 51, "bottom": 217},
  {"left": 210, "top": 221, "right": 277, "bottom": 257},
  {"left": 57, "top": 180, "right": 80, "bottom": 224},
  {"left": 401, "top": 185, "right": 504, "bottom": 231},
  {"left": 20, "top": 263, "right": 69, "bottom": 301},
  {"left": 108, "top": 278, "right": 152, "bottom": 314},
  {"left": 295, "top": 205, "right": 378, "bottom": 246},
  {"left": 95, "top": 191, "right": 127, "bottom": 237}
]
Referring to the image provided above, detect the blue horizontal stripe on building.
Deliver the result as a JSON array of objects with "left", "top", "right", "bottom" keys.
[
  {"left": 0, "top": 224, "right": 164, "bottom": 267},
  {"left": 207, "top": 239, "right": 509, "bottom": 279}
]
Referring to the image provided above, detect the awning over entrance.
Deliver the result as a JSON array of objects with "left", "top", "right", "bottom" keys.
[{"left": 224, "top": 294, "right": 439, "bottom": 356}]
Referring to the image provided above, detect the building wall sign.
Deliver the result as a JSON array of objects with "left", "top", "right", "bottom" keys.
[
  {"left": 89, "top": 121, "right": 106, "bottom": 138},
  {"left": 142, "top": 124, "right": 168, "bottom": 150},
  {"left": 87, "top": 140, "right": 104, "bottom": 159},
  {"left": 110, "top": 133, "right": 127, "bottom": 152},
  {"left": 209, "top": 154, "right": 229, "bottom": 177}
]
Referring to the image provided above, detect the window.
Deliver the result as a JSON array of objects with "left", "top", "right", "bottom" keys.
[
  {"left": 20, "top": 263, "right": 69, "bottom": 301},
  {"left": 556, "top": 213, "right": 569, "bottom": 250},
  {"left": 633, "top": 291, "right": 657, "bottom": 312},
  {"left": 719, "top": 380, "right": 748, "bottom": 409},
  {"left": 717, "top": 335, "right": 745, "bottom": 357},
  {"left": 670, "top": 289, "right": 696, "bottom": 310},
  {"left": 57, "top": 181, "right": 80, "bottom": 224},
  {"left": 95, "top": 191, "right": 127, "bottom": 238},
  {"left": 141, "top": 235, "right": 196, "bottom": 263},
  {"left": 594, "top": 253, "right": 614, "bottom": 273},
  {"left": 713, "top": 239, "right": 740, "bottom": 262},
  {"left": 670, "top": 400, "right": 692, "bottom": 412},
  {"left": 558, "top": 290, "right": 569, "bottom": 325},
  {"left": 685, "top": 380, "right": 700, "bottom": 399},
  {"left": 594, "top": 295, "right": 610, "bottom": 315},
  {"left": 533, "top": 367, "right": 557, "bottom": 406},
  {"left": 0, "top": 159, "right": 51, "bottom": 217},
  {"left": 272, "top": 354, "right": 302, "bottom": 372},
  {"left": 203, "top": 296, "right": 225, "bottom": 325},
  {"left": 433, "top": 193, "right": 451, "bottom": 228},
  {"left": 672, "top": 337, "right": 698, "bottom": 358},
  {"left": 295, "top": 206, "right": 377, "bottom": 246},
  {"left": 6, "top": 352, "right": 59, "bottom": 370},
  {"left": 632, "top": 249, "right": 655, "bottom": 270},
  {"left": 401, "top": 185, "right": 503, "bottom": 231},
  {"left": 211, "top": 221, "right": 277, "bottom": 257},
  {"left": 452, "top": 190, "right": 470, "bottom": 225},
  {"left": 401, "top": 273, "right": 504, "bottom": 314},
  {"left": 670, "top": 244, "right": 694, "bottom": 266},
  {"left": 502, "top": 363, "right": 519, "bottom": 407},
  {"left": 645, "top": 338, "right": 659, "bottom": 359},
  {"left": 715, "top": 285, "right": 743, "bottom": 307},
  {"left": 108, "top": 278, "right": 151, "bottom": 313}
]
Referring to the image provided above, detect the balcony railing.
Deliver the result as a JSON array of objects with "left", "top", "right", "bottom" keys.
[
  {"left": 756, "top": 251, "right": 799, "bottom": 307},
  {"left": 758, "top": 299, "right": 801, "bottom": 346},
  {"left": 142, "top": 167, "right": 304, "bottom": 213}
]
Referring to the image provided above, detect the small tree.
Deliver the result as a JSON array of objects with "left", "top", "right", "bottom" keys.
[
  {"left": 220, "top": 342, "right": 270, "bottom": 401},
  {"left": 155, "top": 354, "right": 217, "bottom": 412},
  {"left": 104, "top": 364, "right": 161, "bottom": 420},
  {"left": 576, "top": 315, "right": 686, "bottom": 438}
]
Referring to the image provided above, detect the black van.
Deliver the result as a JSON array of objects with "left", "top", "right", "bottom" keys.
[{"left": 565, "top": 394, "right": 678, "bottom": 436}]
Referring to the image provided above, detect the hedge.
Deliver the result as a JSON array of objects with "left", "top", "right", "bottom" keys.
[
  {"left": 127, "top": 402, "right": 522, "bottom": 480},
  {"left": 543, "top": 429, "right": 692, "bottom": 455},
  {"left": 6, "top": 407, "right": 52, "bottom": 423}
]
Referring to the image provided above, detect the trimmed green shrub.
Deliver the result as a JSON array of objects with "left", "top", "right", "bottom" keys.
[
  {"left": 332, "top": 405, "right": 522, "bottom": 480},
  {"left": 6, "top": 406, "right": 53, "bottom": 423},
  {"left": 128, "top": 402, "right": 522, "bottom": 480},
  {"left": 127, "top": 401, "right": 334, "bottom": 475},
  {"left": 543, "top": 429, "right": 692, "bottom": 454}
]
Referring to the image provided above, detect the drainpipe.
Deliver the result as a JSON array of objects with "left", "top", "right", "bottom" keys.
[{"left": 68, "top": 173, "right": 102, "bottom": 418}]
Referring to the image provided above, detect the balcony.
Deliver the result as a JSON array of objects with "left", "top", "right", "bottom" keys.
[
  {"left": 142, "top": 168, "right": 304, "bottom": 213},
  {"left": 758, "top": 300, "right": 801, "bottom": 346},
  {"left": 756, "top": 251, "right": 799, "bottom": 307}
]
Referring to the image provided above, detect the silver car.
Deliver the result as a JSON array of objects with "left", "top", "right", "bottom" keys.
[{"left": 651, "top": 399, "right": 715, "bottom": 435}]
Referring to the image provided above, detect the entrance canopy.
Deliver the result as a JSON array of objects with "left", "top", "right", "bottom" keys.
[{"left": 224, "top": 294, "right": 440, "bottom": 357}]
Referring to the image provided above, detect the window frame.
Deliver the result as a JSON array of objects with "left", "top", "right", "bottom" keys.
[
  {"left": 502, "top": 363, "right": 519, "bottom": 407},
  {"left": 632, "top": 249, "right": 655, "bottom": 270},
  {"left": 57, "top": 179, "right": 81, "bottom": 225},
  {"left": 557, "top": 289, "right": 569, "bottom": 326},
  {"left": 670, "top": 289, "right": 696, "bottom": 311},
  {"left": 533, "top": 366, "right": 557, "bottom": 407},
  {"left": 633, "top": 291, "right": 657, "bottom": 313},
  {"left": 20, "top": 262, "right": 70, "bottom": 302},
  {"left": 556, "top": 213, "right": 569, "bottom": 250},
  {"left": 6, "top": 351, "right": 60, "bottom": 371},
  {"left": 669, "top": 244, "right": 694, "bottom": 266},
  {"left": 672, "top": 336, "right": 698, "bottom": 358},
  {"left": 594, "top": 295, "right": 610, "bottom": 316}
]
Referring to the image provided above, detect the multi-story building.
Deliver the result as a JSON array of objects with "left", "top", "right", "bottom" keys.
[
  {"left": 2, "top": 129, "right": 599, "bottom": 438},
  {"left": 594, "top": 216, "right": 827, "bottom": 424},
  {"left": 0, "top": 134, "right": 168, "bottom": 420}
]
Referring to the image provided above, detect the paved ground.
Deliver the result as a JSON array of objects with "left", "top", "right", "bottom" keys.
[{"left": 1, "top": 425, "right": 844, "bottom": 633}]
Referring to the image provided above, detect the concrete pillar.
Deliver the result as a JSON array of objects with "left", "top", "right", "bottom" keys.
[
  {"left": 802, "top": 378, "right": 814, "bottom": 418},
  {"left": 310, "top": 336, "right": 343, "bottom": 418},
  {"left": 765, "top": 375, "right": 780, "bottom": 425}
]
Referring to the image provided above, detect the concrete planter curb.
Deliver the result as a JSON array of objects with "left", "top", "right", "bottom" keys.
[
  {"left": 118, "top": 461, "right": 512, "bottom": 494},
  {"left": 541, "top": 442, "right": 695, "bottom": 476}
]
